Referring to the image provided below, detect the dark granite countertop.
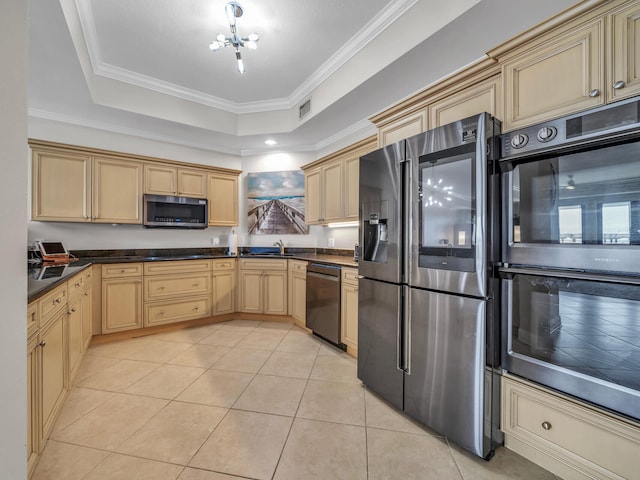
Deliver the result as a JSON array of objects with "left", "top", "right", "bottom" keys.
[{"left": 28, "top": 247, "right": 358, "bottom": 302}]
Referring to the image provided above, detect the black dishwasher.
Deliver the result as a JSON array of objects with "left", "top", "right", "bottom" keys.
[{"left": 306, "top": 263, "right": 343, "bottom": 347}]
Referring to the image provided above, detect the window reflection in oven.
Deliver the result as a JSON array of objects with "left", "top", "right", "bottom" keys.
[
  {"left": 509, "top": 273, "right": 640, "bottom": 392},
  {"left": 510, "top": 141, "right": 640, "bottom": 246}
]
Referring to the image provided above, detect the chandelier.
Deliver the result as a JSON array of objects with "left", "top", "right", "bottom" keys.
[{"left": 209, "top": 2, "right": 259, "bottom": 74}]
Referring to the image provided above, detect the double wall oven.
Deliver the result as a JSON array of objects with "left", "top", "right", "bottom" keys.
[{"left": 500, "top": 97, "right": 640, "bottom": 421}]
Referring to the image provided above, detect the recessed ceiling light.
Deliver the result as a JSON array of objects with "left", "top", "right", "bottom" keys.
[{"left": 265, "top": 139, "right": 277, "bottom": 146}]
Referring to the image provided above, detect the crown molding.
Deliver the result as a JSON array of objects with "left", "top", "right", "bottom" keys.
[
  {"left": 71, "top": 0, "right": 418, "bottom": 115},
  {"left": 287, "top": 0, "right": 420, "bottom": 108}
]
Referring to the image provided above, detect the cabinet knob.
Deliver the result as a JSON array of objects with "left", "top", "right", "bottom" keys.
[
  {"left": 159, "top": 286, "right": 165, "bottom": 290},
  {"left": 613, "top": 80, "right": 626, "bottom": 90},
  {"left": 159, "top": 311, "right": 165, "bottom": 316},
  {"left": 541, "top": 421, "right": 552, "bottom": 431},
  {"left": 67, "top": 308, "right": 76, "bottom": 314},
  {"left": 84, "top": 292, "right": 89, "bottom": 296},
  {"left": 54, "top": 298, "right": 62, "bottom": 304},
  {"left": 38, "top": 341, "right": 46, "bottom": 348},
  {"left": 192, "top": 283, "right": 200, "bottom": 287},
  {"left": 75, "top": 282, "right": 81, "bottom": 287},
  {"left": 588, "top": 88, "right": 601, "bottom": 98},
  {"left": 193, "top": 306, "right": 199, "bottom": 311},
  {"left": 120, "top": 269, "right": 126, "bottom": 273}
]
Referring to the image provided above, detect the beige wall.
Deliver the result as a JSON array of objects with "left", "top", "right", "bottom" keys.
[{"left": 0, "top": 0, "right": 28, "bottom": 477}]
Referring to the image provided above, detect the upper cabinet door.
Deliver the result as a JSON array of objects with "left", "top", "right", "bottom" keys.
[
  {"left": 344, "top": 155, "right": 359, "bottom": 220},
  {"left": 322, "top": 161, "right": 344, "bottom": 223},
  {"left": 304, "top": 167, "right": 322, "bottom": 225},
  {"left": 178, "top": 169, "right": 207, "bottom": 198},
  {"left": 92, "top": 157, "right": 143, "bottom": 224},
  {"left": 144, "top": 164, "right": 177, "bottom": 195},
  {"left": 502, "top": 18, "right": 604, "bottom": 131},
  {"left": 609, "top": 2, "right": 640, "bottom": 102},
  {"left": 429, "top": 76, "right": 503, "bottom": 128},
  {"left": 32, "top": 149, "right": 91, "bottom": 222},
  {"left": 378, "top": 109, "right": 428, "bottom": 147},
  {"left": 208, "top": 172, "right": 238, "bottom": 226}
]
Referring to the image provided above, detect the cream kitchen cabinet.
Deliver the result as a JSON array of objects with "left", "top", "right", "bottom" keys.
[
  {"left": 31, "top": 149, "right": 92, "bottom": 222},
  {"left": 208, "top": 172, "right": 239, "bottom": 226},
  {"left": 143, "top": 259, "right": 212, "bottom": 327},
  {"left": 31, "top": 146, "right": 143, "bottom": 224},
  {"left": 340, "top": 267, "right": 359, "bottom": 357},
  {"left": 212, "top": 258, "right": 236, "bottom": 315},
  {"left": 496, "top": 1, "right": 640, "bottom": 131},
  {"left": 302, "top": 136, "right": 376, "bottom": 225},
  {"left": 26, "top": 305, "right": 39, "bottom": 479},
  {"left": 81, "top": 269, "right": 93, "bottom": 351},
  {"left": 30, "top": 140, "right": 242, "bottom": 226},
  {"left": 609, "top": 1, "right": 640, "bottom": 102},
  {"left": 101, "top": 263, "right": 143, "bottom": 333},
  {"left": 377, "top": 109, "right": 428, "bottom": 147},
  {"left": 502, "top": 374, "right": 640, "bottom": 480},
  {"left": 66, "top": 268, "right": 93, "bottom": 373},
  {"left": 39, "top": 301, "right": 68, "bottom": 446},
  {"left": 144, "top": 164, "right": 208, "bottom": 198},
  {"left": 238, "top": 258, "right": 288, "bottom": 315},
  {"left": 303, "top": 160, "right": 343, "bottom": 225},
  {"left": 500, "top": 17, "right": 604, "bottom": 131},
  {"left": 92, "top": 157, "right": 143, "bottom": 224},
  {"left": 428, "top": 75, "right": 503, "bottom": 128},
  {"left": 288, "top": 260, "right": 307, "bottom": 327}
]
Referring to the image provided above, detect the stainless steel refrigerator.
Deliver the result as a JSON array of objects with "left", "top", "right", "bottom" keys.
[{"left": 357, "top": 113, "right": 502, "bottom": 459}]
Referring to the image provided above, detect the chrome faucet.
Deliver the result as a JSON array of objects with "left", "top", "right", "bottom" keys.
[{"left": 273, "top": 239, "right": 285, "bottom": 255}]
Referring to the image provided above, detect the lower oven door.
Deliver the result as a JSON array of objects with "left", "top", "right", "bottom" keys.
[{"left": 501, "top": 267, "right": 640, "bottom": 422}]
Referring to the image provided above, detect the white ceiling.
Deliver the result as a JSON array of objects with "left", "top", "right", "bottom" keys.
[{"left": 28, "top": 0, "right": 579, "bottom": 157}]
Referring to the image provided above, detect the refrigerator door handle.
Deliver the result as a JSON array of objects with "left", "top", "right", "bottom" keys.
[
  {"left": 399, "top": 286, "right": 411, "bottom": 374},
  {"left": 403, "top": 157, "right": 412, "bottom": 283}
]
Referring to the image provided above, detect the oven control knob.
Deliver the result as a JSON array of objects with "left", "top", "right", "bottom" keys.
[
  {"left": 511, "top": 133, "right": 529, "bottom": 149},
  {"left": 537, "top": 126, "right": 557, "bottom": 142}
]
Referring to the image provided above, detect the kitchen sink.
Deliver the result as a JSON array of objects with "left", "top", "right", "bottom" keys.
[{"left": 242, "top": 252, "right": 295, "bottom": 257}]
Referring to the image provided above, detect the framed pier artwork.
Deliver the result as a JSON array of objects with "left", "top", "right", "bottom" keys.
[{"left": 246, "top": 171, "right": 308, "bottom": 234}]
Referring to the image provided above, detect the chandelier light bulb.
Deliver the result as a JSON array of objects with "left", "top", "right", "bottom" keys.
[{"left": 237, "top": 57, "right": 245, "bottom": 74}]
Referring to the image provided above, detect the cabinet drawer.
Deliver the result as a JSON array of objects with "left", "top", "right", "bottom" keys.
[
  {"left": 341, "top": 268, "right": 359, "bottom": 286},
  {"left": 239, "top": 258, "right": 288, "bottom": 271},
  {"left": 288, "top": 260, "right": 307, "bottom": 273},
  {"left": 502, "top": 376, "right": 640, "bottom": 479},
  {"left": 102, "top": 263, "right": 143, "bottom": 278},
  {"left": 143, "top": 259, "right": 212, "bottom": 276},
  {"left": 144, "top": 273, "right": 211, "bottom": 301},
  {"left": 27, "top": 301, "right": 39, "bottom": 339},
  {"left": 144, "top": 296, "right": 211, "bottom": 327},
  {"left": 67, "top": 272, "right": 85, "bottom": 298},
  {"left": 39, "top": 283, "right": 68, "bottom": 324},
  {"left": 212, "top": 258, "right": 236, "bottom": 271}
]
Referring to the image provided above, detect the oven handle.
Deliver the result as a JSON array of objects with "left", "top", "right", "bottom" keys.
[{"left": 498, "top": 266, "right": 640, "bottom": 286}]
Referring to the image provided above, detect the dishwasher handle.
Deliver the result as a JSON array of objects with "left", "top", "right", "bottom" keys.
[{"left": 307, "top": 271, "right": 340, "bottom": 282}]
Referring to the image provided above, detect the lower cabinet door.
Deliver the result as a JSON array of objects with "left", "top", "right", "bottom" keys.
[
  {"left": 102, "top": 278, "right": 143, "bottom": 333},
  {"left": 290, "top": 272, "right": 306, "bottom": 322},
  {"left": 144, "top": 296, "right": 211, "bottom": 327},
  {"left": 81, "top": 287, "right": 92, "bottom": 351},
  {"left": 263, "top": 271, "right": 287, "bottom": 315},
  {"left": 40, "top": 311, "right": 67, "bottom": 442},
  {"left": 239, "top": 270, "right": 263, "bottom": 313},
  {"left": 67, "top": 295, "right": 84, "bottom": 382},
  {"left": 27, "top": 334, "right": 39, "bottom": 477},
  {"left": 212, "top": 270, "right": 236, "bottom": 315},
  {"left": 340, "top": 283, "right": 358, "bottom": 351}
]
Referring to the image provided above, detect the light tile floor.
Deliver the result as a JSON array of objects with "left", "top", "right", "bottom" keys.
[{"left": 33, "top": 319, "right": 561, "bottom": 480}]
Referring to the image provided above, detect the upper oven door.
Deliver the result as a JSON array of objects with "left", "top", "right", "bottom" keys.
[
  {"left": 503, "top": 139, "right": 640, "bottom": 274},
  {"left": 407, "top": 113, "right": 496, "bottom": 297}
]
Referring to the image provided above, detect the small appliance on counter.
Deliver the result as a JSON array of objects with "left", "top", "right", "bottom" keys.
[{"left": 35, "top": 241, "right": 73, "bottom": 263}]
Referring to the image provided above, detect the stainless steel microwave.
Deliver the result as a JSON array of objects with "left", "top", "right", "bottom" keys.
[{"left": 143, "top": 194, "right": 208, "bottom": 229}]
